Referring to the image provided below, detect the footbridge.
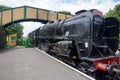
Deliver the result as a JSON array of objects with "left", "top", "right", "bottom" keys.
[{"left": 0, "top": 6, "right": 72, "bottom": 27}]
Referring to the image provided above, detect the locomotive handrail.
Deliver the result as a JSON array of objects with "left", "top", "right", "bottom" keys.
[{"left": 102, "top": 37, "right": 118, "bottom": 39}]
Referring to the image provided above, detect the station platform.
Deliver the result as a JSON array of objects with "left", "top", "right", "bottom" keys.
[{"left": 0, "top": 47, "right": 94, "bottom": 80}]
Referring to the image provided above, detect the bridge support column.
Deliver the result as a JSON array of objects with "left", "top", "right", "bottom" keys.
[{"left": 0, "top": 27, "right": 5, "bottom": 49}]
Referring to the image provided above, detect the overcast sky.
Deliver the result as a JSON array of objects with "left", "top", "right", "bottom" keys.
[{"left": 0, "top": 0, "right": 120, "bottom": 36}]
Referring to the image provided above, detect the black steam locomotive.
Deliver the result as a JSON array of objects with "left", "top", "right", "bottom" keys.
[{"left": 29, "top": 9, "right": 120, "bottom": 79}]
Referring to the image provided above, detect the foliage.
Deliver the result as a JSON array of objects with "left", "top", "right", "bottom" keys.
[
  {"left": 0, "top": 5, "right": 11, "bottom": 11},
  {"left": 105, "top": 4, "right": 120, "bottom": 44},
  {"left": 0, "top": 5, "right": 24, "bottom": 46},
  {"left": 23, "top": 37, "right": 29, "bottom": 47},
  {"left": 104, "top": 4, "right": 120, "bottom": 22},
  {"left": 5, "top": 24, "right": 23, "bottom": 38},
  {"left": 5, "top": 24, "right": 24, "bottom": 46},
  {"left": 0, "top": 5, "right": 23, "bottom": 38},
  {"left": 16, "top": 37, "right": 23, "bottom": 46},
  {"left": 58, "top": 11, "right": 72, "bottom": 15}
]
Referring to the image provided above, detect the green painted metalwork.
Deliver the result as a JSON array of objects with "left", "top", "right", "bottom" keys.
[
  {"left": 24, "top": 37, "right": 29, "bottom": 47},
  {"left": 47, "top": 11, "right": 49, "bottom": 20},
  {"left": 57, "top": 13, "right": 58, "bottom": 20},
  {"left": 36, "top": 9, "right": 38, "bottom": 19},
  {"left": 0, "top": 11, "right": 1, "bottom": 26},
  {"left": 11, "top": 9, "right": 13, "bottom": 22},
  {"left": 0, "top": 6, "right": 71, "bottom": 27},
  {"left": 0, "top": 6, "right": 72, "bottom": 48},
  {"left": 1, "top": 11, "right": 2, "bottom": 26},
  {"left": 24, "top": 6, "right": 27, "bottom": 19}
]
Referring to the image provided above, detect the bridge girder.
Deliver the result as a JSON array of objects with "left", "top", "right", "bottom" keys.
[{"left": 0, "top": 6, "right": 72, "bottom": 27}]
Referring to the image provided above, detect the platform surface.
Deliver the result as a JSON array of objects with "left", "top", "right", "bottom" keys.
[{"left": 0, "top": 47, "right": 91, "bottom": 80}]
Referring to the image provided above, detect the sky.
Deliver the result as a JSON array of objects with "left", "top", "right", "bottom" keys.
[{"left": 0, "top": 0, "right": 120, "bottom": 36}]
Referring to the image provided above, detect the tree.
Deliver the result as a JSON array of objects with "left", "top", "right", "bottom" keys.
[
  {"left": 5, "top": 24, "right": 24, "bottom": 46},
  {"left": 0, "top": 5, "right": 11, "bottom": 10},
  {"left": 58, "top": 11, "right": 72, "bottom": 15},
  {"left": 0, "top": 5, "right": 23, "bottom": 38},
  {"left": 105, "top": 4, "right": 120, "bottom": 22},
  {"left": 5, "top": 24, "right": 23, "bottom": 38},
  {"left": 0, "top": 5, "right": 24, "bottom": 47}
]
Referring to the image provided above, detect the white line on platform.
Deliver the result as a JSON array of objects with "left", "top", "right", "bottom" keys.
[{"left": 35, "top": 48, "right": 95, "bottom": 80}]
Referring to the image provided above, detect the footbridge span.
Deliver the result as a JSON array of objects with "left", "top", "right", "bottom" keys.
[
  {"left": 0, "top": 6, "right": 71, "bottom": 49},
  {"left": 0, "top": 6, "right": 72, "bottom": 27}
]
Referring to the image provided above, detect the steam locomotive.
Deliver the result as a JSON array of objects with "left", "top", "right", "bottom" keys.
[{"left": 29, "top": 9, "right": 120, "bottom": 80}]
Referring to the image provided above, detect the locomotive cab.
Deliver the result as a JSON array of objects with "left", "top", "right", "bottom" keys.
[
  {"left": 90, "top": 16, "right": 119, "bottom": 59},
  {"left": 81, "top": 9, "right": 119, "bottom": 60}
]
